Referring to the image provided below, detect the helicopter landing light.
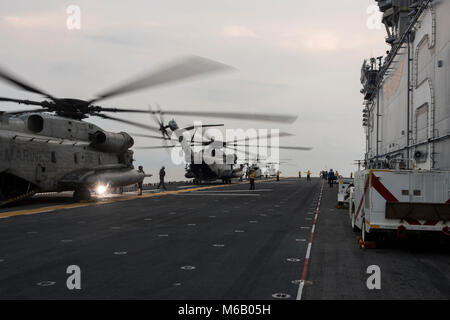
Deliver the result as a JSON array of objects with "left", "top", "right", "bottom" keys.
[{"left": 95, "top": 184, "right": 108, "bottom": 195}]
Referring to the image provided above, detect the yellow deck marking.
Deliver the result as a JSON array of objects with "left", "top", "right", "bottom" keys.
[{"left": 0, "top": 179, "right": 275, "bottom": 219}]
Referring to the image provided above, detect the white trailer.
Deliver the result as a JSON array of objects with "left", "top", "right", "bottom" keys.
[{"left": 349, "top": 169, "right": 450, "bottom": 243}]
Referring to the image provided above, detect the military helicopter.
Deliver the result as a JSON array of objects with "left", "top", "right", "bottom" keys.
[
  {"left": 263, "top": 160, "right": 294, "bottom": 178},
  {"left": 0, "top": 56, "right": 302, "bottom": 205},
  {"left": 135, "top": 115, "right": 311, "bottom": 184}
]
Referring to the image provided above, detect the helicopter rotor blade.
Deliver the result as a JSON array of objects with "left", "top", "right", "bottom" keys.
[
  {"left": 92, "top": 113, "right": 161, "bottom": 133},
  {"left": 155, "top": 103, "right": 165, "bottom": 126},
  {"left": 160, "top": 110, "right": 297, "bottom": 124},
  {"left": 92, "top": 56, "right": 233, "bottom": 103},
  {"left": 219, "top": 131, "right": 294, "bottom": 146},
  {"left": 226, "top": 144, "right": 312, "bottom": 151},
  {"left": 223, "top": 145, "right": 261, "bottom": 159},
  {"left": 182, "top": 124, "right": 224, "bottom": 131},
  {"left": 134, "top": 145, "right": 177, "bottom": 150},
  {"left": 92, "top": 107, "right": 296, "bottom": 124},
  {"left": 153, "top": 109, "right": 163, "bottom": 127},
  {"left": 0, "top": 97, "right": 46, "bottom": 107},
  {"left": 0, "top": 68, "right": 56, "bottom": 101},
  {"left": 200, "top": 131, "right": 294, "bottom": 147},
  {"left": 3, "top": 108, "right": 51, "bottom": 115},
  {"left": 276, "top": 146, "right": 312, "bottom": 151},
  {"left": 129, "top": 133, "right": 174, "bottom": 141}
]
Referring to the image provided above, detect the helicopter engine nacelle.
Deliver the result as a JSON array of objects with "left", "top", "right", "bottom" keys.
[
  {"left": 27, "top": 114, "right": 44, "bottom": 133},
  {"left": 90, "top": 131, "right": 134, "bottom": 153}
]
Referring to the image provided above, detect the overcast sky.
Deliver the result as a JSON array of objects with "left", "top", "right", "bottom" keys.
[{"left": 0, "top": 0, "right": 388, "bottom": 181}]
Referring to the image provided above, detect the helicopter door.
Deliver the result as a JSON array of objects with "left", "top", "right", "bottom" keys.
[{"left": 35, "top": 163, "right": 47, "bottom": 182}]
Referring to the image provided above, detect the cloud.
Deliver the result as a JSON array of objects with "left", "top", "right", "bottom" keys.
[
  {"left": 86, "top": 33, "right": 138, "bottom": 46},
  {"left": 279, "top": 29, "right": 341, "bottom": 52},
  {"left": 141, "top": 20, "right": 162, "bottom": 28},
  {"left": 0, "top": 0, "right": 385, "bottom": 178},
  {"left": 1, "top": 12, "right": 63, "bottom": 29},
  {"left": 222, "top": 25, "right": 258, "bottom": 38}
]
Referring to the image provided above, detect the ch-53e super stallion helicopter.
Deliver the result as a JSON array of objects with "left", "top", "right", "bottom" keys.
[
  {"left": 135, "top": 113, "right": 312, "bottom": 184},
  {"left": 0, "top": 56, "right": 303, "bottom": 205}
]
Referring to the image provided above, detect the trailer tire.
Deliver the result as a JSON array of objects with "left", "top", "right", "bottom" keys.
[
  {"left": 361, "top": 219, "right": 366, "bottom": 242},
  {"left": 351, "top": 213, "right": 359, "bottom": 232},
  {"left": 361, "top": 219, "right": 377, "bottom": 243}
]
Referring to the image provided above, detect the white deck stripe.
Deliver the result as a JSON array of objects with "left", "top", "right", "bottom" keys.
[
  {"left": 305, "top": 242, "right": 312, "bottom": 259},
  {"left": 190, "top": 189, "right": 272, "bottom": 193},
  {"left": 296, "top": 181, "right": 325, "bottom": 300},
  {"left": 296, "top": 281, "right": 305, "bottom": 300},
  {"left": 175, "top": 193, "right": 261, "bottom": 196}
]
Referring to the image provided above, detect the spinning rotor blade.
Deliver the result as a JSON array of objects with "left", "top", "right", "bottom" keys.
[
  {"left": 223, "top": 145, "right": 260, "bottom": 159},
  {"left": 93, "top": 56, "right": 233, "bottom": 102},
  {"left": 220, "top": 131, "right": 294, "bottom": 146},
  {"left": 92, "top": 107, "right": 155, "bottom": 114},
  {"left": 130, "top": 133, "right": 173, "bottom": 140},
  {"left": 92, "top": 113, "right": 161, "bottom": 133},
  {"left": 146, "top": 104, "right": 174, "bottom": 154},
  {"left": 275, "top": 146, "right": 312, "bottom": 151},
  {"left": 182, "top": 124, "right": 224, "bottom": 131},
  {"left": 3, "top": 108, "right": 51, "bottom": 115},
  {"left": 0, "top": 68, "right": 56, "bottom": 100},
  {"left": 149, "top": 105, "right": 163, "bottom": 127},
  {"left": 201, "top": 131, "right": 294, "bottom": 147},
  {"left": 159, "top": 110, "right": 297, "bottom": 124},
  {"left": 134, "top": 145, "right": 176, "bottom": 150},
  {"left": 91, "top": 108, "right": 296, "bottom": 125},
  {"left": 155, "top": 103, "right": 165, "bottom": 126},
  {"left": 227, "top": 144, "right": 312, "bottom": 151},
  {"left": 0, "top": 97, "right": 45, "bottom": 106}
]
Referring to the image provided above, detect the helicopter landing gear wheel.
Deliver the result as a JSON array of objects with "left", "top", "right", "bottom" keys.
[{"left": 73, "top": 187, "right": 91, "bottom": 201}]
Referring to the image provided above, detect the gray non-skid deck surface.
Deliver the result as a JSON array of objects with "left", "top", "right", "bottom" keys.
[
  {"left": 303, "top": 182, "right": 450, "bottom": 300},
  {"left": 1, "top": 177, "right": 448, "bottom": 299},
  {"left": 0, "top": 178, "right": 320, "bottom": 299}
]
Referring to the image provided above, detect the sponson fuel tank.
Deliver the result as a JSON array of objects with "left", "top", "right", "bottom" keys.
[{"left": 85, "top": 168, "right": 144, "bottom": 188}]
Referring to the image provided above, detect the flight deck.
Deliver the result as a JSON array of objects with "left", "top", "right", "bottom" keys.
[{"left": 0, "top": 178, "right": 448, "bottom": 300}]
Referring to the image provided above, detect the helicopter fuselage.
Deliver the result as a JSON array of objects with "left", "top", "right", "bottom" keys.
[
  {"left": 166, "top": 120, "right": 244, "bottom": 183},
  {"left": 0, "top": 112, "right": 143, "bottom": 203}
]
